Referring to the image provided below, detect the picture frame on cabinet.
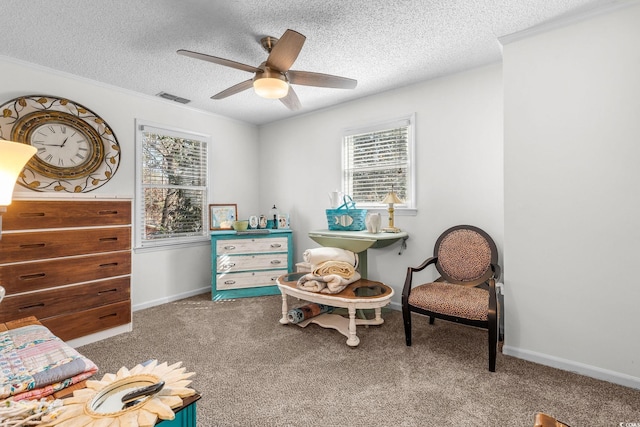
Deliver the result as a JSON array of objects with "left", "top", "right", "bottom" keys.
[
  {"left": 209, "top": 204, "right": 237, "bottom": 230},
  {"left": 277, "top": 213, "right": 290, "bottom": 229}
]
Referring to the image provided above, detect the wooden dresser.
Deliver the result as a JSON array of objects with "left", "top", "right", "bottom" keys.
[{"left": 0, "top": 199, "right": 132, "bottom": 341}]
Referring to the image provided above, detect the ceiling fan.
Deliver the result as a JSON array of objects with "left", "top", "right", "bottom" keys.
[{"left": 177, "top": 29, "right": 357, "bottom": 111}]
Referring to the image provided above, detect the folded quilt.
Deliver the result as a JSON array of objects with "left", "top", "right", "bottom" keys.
[
  {"left": 296, "top": 271, "right": 362, "bottom": 294},
  {"left": 312, "top": 260, "right": 356, "bottom": 279},
  {"left": 303, "top": 247, "right": 358, "bottom": 268},
  {"left": 0, "top": 324, "right": 98, "bottom": 401}
]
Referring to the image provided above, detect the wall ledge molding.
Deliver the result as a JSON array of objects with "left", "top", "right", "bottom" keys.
[{"left": 499, "top": 0, "right": 639, "bottom": 45}]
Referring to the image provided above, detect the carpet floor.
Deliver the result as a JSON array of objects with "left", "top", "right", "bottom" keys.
[{"left": 77, "top": 293, "right": 640, "bottom": 426}]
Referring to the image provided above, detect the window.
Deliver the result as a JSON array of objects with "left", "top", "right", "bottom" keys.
[
  {"left": 342, "top": 114, "right": 415, "bottom": 209},
  {"left": 135, "top": 120, "right": 209, "bottom": 248}
]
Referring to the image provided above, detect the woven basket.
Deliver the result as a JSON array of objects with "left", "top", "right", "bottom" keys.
[{"left": 326, "top": 196, "right": 367, "bottom": 231}]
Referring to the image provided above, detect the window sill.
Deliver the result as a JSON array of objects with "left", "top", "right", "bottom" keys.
[
  {"left": 134, "top": 237, "right": 210, "bottom": 253},
  {"left": 358, "top": 207, "right": 417, "bottom": 216}
]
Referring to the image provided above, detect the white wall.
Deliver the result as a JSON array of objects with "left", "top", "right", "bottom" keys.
[
  {"left": 258, "top": 64, "right": 504, "bottom": 307},
  {"left": 0, "top": 57, "right": 260, "bottom": 311},
  {"left": 502, "top": 3, "right": 640, "bottom": 387}
]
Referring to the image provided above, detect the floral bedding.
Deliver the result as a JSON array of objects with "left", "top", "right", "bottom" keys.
[{"left": 0, "top": 324, "right": 98, "bottom": 401}]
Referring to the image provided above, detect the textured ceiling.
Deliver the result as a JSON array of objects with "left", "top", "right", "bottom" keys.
[{"left": 0, "top": 0, "right": 613, "bottom": 125}]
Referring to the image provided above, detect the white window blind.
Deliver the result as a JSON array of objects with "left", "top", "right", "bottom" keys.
[
  {"left": 135, "top": 121, "right": 209, "bottom": 248},
  {"left": 342, "top": 114, "right": 415, "bottom": 208}
]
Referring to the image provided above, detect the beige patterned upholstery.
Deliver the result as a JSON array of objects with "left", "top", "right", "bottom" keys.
[
  {"left": 402, "top": 225, "right": 501, "bottom": 371},
  {"left": 438, "top": 228, "right": 492, "bottom": 282},
  {"left": 408, "top": 282, "right": 488, "bottom": 321}
]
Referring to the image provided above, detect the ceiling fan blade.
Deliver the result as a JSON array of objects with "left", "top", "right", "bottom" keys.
[
  {"left": 280, "top": 86, "right": 301, "bottom": 111},
  {"left": 266, "top": 29, "right": 306, "bottom": 72},
  {"left": 177, "top": 49, "right": 260, "bottom": 73},
  {"left": 287, "top": 70, "right": 357, "bottom": 89},
  {"left": 211, "top": 79, "right": 254, "bottom": 99}
]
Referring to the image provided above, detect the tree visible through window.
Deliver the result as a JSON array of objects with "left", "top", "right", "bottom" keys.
[
  {"left": 136, "top": 122, "right": 208, "bottom": 247},
  {"left": 342, "top": 114, "right": 414, "bottom": 208}
]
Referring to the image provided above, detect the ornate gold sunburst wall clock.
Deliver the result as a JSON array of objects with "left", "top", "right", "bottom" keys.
[{"left": 0, "top": 95, "right": 121, "bottom": 193}]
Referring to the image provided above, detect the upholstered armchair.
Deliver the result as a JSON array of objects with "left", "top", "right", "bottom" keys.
[{"left": 401, "top": 225, "right": 501, "bottom": 371}]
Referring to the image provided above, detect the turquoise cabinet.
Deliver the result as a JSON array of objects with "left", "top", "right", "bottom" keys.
[
  {"left": 156, "top": 394, "right": 200, "bottom": 426},
  {"left": 210, "top": 230, "right": 293, "bottom": 300}
]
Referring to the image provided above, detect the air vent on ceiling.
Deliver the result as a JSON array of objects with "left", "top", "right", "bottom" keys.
[{"left": 156, "top": 92, "right": 191, "bottom": 104}]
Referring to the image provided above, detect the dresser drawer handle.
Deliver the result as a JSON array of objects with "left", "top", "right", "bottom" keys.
[
  {"left": 98, "top": 210, "right": 120, "bottom": 216},
  {"left": 221, "top": 263, "right": 236, "bottom": 269},
  {"left": 270, "top": 260, "right": 282, "bottom": 265},
  {"left": 270, "top": 276, "right": 279, "bottom": 281},
  {"left": 99, "top": 313, "right": 118, "bottom": 320},
  {"left": 270, "top": 243, "right": 282, "bottom": 248},
  {"left": 18, "top": 212, "right": 45, "bottom": 217},
  {"left": 99, "top": 262, "right": 119, "bottom": 268},
  {"left": 19, "top": 302, "right": 45, "bottom": 311},
  {"left": 223, "top": 245, "right": 236, "bottom": 250},
  {"left": 19, "top": 243, "right": 46, "bottom": 249},
  {"left": 224, "top": 280, "right": 236, "bottom": 285},
  {"left": 98, "top": 288, "right": 118, "bottom": 295},
  {"left": 99, "top": 237, "right": 119, "bottom": 242},
  {"left": 19, "top": 273, "right": 46, "bottom": 280}
]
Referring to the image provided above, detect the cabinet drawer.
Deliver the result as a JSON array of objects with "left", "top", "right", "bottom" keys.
[
  {"left": 217, "top": 253, "right": 288, "bottom": 272},
  {"left": 216, "top": 269, "right": 288, "bottom": 290},
  {"left": 40, "top": 300, "right": 131, "bottom": 342},
  {"left": 0, "top": 227, "right": 131, "bottom": 263},
  {"left": 216, "top": 237, "right": 288, "bottom": 254},
  {"left": 0, "top": 251, "right": 131, "bottom": 295},
  {"left": 3, "top": 200, "right": 131, "bottom": 230},
  {"left": 0, "top": 277, "right": 130, "bottom": 323}
]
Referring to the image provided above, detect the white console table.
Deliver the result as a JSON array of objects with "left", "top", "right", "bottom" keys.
[{"left": 307, "top": 229, "right": 408, "bottom": 279}]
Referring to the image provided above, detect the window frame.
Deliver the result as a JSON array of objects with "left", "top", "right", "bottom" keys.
[
  {"left": 341, "top": 113, "right": 416, "bottom": 211},
  {"left": 134, "top": 119, "right": 210, "bottom": 250}
]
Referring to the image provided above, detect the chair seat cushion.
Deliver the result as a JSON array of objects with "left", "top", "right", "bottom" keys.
[{"left": 408, "top": 282, "right": 488, "bottom": 321}]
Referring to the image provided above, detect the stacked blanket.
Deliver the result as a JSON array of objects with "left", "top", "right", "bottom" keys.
[
  {"left": 0, "top": 324, "right": 98, "bottom": 401},
  {"left": 297, "top": 248, "right": 361, "bottom": 294}
]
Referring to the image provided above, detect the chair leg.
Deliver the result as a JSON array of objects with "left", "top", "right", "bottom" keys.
[
  {"left": 488, "top": 313, "right": 498, "bottom": 372},
  {"left": 402, "top": 306, "right": 412, "bottom": 346},
  {"left": 429, "top": 316, "right": 435, "bottom": 325}
]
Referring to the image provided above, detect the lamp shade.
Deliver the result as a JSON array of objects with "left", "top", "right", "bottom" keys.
[
  {"left": 0, "top": 140, "right": 37, "bottom": 205},
  {"left": 382, "top": 191, "right": 402, "bottom": 205}
]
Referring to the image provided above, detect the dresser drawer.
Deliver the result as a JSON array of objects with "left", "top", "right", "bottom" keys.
[
  {"left": 216, "top": 269, "right": 288, "bottom": 290},
  {"left": 0, "top": 277, "right": 130, "bottom": 323},
  {"left": 40, "top": 300, "right": 131, "bottom": 342},
  {"left": 3, "top": 200, "right": 131, "bottom": 230},
  {"left": 216, "top": 237, "right": 288, "bottom": 254},
  {"left": 0, "top": 251, "right": 131, "bottom": 295},
  {"left": 0, "top": 227, "right": 131, "bottom": 263},
  {"left": 217, "top": 253, "right": 288, "bottom": 272}
]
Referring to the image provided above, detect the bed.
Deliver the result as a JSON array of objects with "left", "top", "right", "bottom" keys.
[{"left": 0, "top": 316, "right": 98, "bottom": 401}]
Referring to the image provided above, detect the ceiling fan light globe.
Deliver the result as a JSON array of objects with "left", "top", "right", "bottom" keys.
[{"left": 253, "top": 78, "right": 289, "bottom": 99}]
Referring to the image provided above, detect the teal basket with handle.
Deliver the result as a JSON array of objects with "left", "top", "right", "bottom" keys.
[{"left": 326, "top": 195, "right": 367, "bottom": 231}]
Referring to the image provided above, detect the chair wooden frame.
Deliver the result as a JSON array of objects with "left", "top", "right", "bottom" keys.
[{"left": 401, "top": 225, "right": 502, "bottom": 371}]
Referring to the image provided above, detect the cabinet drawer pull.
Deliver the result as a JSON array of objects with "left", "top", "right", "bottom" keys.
[
  {"left": 99, "top": 262, "right": 119, "bottom": 268},
  {"left": 223, "top": 245, "right": 236, "bottom": 250},
  {"left": 270, "top": 243, "right": 282, "bottom": 248},
  {"left": 270, "top": 260, "right": 282, "bottom": 265},
  {"left": 98, "top": 210, "right": 120, "bottom": 216},
  {"left": 221, "top": 263, "right": 236, "bottom": 269},
  {"left": 19, "top": 303, "right": 45, "bottom": 311},
  {"left": 99, "top": 237, "right": 119, "bottom": 242},
  {"left": 19, "top": 273, "right": 46, "bottom": 280},
  {"left": 19, "top": 243, "right": 46, "bottom": 249},
  {"left": 99, "top": 313, "right": 118, "bottom": 320},
  {"left": 98, "top": 288, "right": 118, "bottom": 295},
  {"left": 18, "top": 212, "right": 45, "bottom": 218},
  {"left": 270, "top": 276, "right": 279, "bottom": 281},
  {"left": 224, "top": 280, "right": 236, "bottom": 285}
]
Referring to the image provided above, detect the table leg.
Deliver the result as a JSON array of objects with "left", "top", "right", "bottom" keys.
[
  {"left": 374, "top": 307, "right": 384, "bottom": 323},
  {"left": 346, "top": 305, "right": 360, "bottom": 347},
  {"left": 279, "top": 292, "right": 289, "bottom": 324}
]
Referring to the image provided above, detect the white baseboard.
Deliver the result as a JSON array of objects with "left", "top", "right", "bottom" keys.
[
  {"left": 503, "top": 345, "right": 640, "bottom": 390},
  {"left": 66, "top": 323, "right": 132, "bottom": 348},
  {"left": 132, "top": 286, "right": 210, "bottom": 312}
]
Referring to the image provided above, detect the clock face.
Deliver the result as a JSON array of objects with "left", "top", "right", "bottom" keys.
[{"left": 0, "top": 95, "right": 120, "bottom": 193}]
